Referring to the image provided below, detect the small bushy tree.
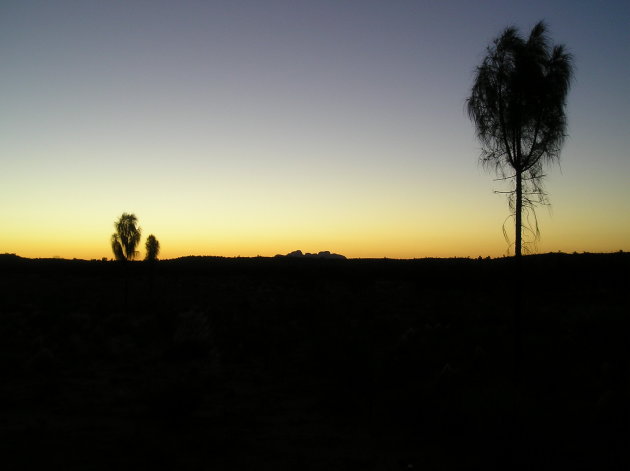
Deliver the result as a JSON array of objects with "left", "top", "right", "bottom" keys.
[{"left": 145, "top": 234, "right": 160, "bottom": 262}]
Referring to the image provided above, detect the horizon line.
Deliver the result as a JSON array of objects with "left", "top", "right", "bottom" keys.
[{"left": 2, "top": 250, "right": 627, "bottom": 263}]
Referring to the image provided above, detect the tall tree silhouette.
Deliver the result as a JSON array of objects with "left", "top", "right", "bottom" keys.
[
  {"left": 111, "top": 213, "right": 141, "bottom": 261},
  {"left": 467, "top": 21, "right": 573, "bottom": 257},
  {"left": 145, "top": 234, "right": 160, "bottom": 262}
]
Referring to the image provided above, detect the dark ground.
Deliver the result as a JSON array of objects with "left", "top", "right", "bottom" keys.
[{"left": 1, "top": 253, "right": 628, "bottom": 470}]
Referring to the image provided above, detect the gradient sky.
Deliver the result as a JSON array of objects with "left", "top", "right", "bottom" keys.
[{"left": 2, "top": 0, "right": 628, "bottom": 259}]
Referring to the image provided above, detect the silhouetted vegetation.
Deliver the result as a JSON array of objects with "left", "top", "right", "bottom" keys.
[
  {"left": 0, "top": 253, "right": 627, "bottom": 469},
  {"left": 111, "top": 212, "right": 141, "bottom": 261},
  {"left": 145, "top": 234, "right": 160, "bottom": 262},
  {"left": 467, "top": 21, "right": 573, "bottom": 257}
]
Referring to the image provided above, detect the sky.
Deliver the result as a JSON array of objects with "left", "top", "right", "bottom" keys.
[{"left": 1, "top": 0, "right": 628, "bottom": 259}]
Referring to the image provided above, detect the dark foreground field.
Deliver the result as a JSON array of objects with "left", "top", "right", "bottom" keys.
[{"left": 1, "top": 253, "right": 628, "bottom": 470}]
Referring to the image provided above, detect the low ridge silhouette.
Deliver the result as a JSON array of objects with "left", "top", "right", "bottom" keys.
[{"left": 275, "top": 249, "right": 346, "bottom": 260}]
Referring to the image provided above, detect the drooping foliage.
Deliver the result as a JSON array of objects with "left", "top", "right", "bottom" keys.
[
  {"left": 111, "top": 213, "right": 141, "bottom": 261},
  {"left": 467, "top": 21, "right": 573, "bottom": 256}
]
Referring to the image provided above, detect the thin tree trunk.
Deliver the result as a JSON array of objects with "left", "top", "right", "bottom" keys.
[
  {"left": 511, "top": 173, "right": 524, "bottom": 470},
  {"left": 513, "top": 170, "right": 523, "bottom": 386}
]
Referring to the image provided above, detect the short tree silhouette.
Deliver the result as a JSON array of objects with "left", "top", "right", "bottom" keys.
[
  {"left": 111, "top": 213, "right": 141, "bottom": 261},
  {"left": 145, "top": 234, "right": 160, "bottom": 262},
  {"left": 467, "top": 21, "right": 573, "bottom": 257}
]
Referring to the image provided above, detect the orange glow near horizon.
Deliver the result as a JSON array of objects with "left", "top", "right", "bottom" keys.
[
  {"left": 2, "top": 155, "right": 628, "bottom": 260},
  {"left": 3, "top": 205, "right": 628, "bottom": 261}
]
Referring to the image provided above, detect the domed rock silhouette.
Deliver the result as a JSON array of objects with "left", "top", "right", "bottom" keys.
[{"left": 276, "top": 250, "right": 346, "bottom": 260}]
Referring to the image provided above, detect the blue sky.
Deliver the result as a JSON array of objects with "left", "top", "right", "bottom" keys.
[{"left": 1, "top": 0, "right": 628, "bottom": 258}]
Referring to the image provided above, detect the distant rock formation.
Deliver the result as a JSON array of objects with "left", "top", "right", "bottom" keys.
[{"left": 276, "top": 250, "right": 346, "bottom": 260}]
